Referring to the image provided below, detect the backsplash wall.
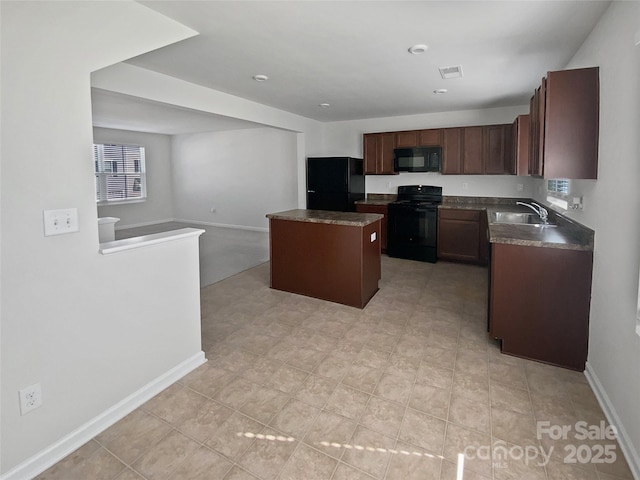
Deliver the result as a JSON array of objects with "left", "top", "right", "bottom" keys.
[{"left": 366, "top": 172, "right": 535, "bottom": 198}]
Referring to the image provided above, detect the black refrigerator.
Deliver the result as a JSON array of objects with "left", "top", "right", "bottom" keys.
[{"left": 306, "top": 157, "right": 365, "bottom": 212}]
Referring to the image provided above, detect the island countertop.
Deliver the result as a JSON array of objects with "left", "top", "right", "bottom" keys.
[{"left": 266, "top": 209, "right": 383, "bottom": 227}]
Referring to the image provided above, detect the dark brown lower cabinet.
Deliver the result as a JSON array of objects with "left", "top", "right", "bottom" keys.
[
  {"left": 437, "top": 208, "right": 488, "bottom": 265},
  {"left": 489, "top": 243, "right": 593, "bottom": 371},
  {"left": 269, "top": 218, "right": 381, "bottom": 309},
  {"left": 355, "top": 204, "right": 388, "bottom": 253}
]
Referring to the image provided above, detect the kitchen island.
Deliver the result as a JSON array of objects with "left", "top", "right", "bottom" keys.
[{"left": 266, "top": 209, "right": 383, "bottom": 308}]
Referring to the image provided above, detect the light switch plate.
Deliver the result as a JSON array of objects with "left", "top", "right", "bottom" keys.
[
  {"left": 370, "top": 232, "right": 377, "bottom": 242},
  {"left": 43, "top": 208, "right": 79, "bottom": 236}
]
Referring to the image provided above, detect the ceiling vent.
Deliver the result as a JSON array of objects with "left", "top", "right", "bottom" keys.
[{"left": 439, "top": 65, "right": 463, "bottom": 79}]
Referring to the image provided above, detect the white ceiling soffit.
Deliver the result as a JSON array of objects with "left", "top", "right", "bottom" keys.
[
  {"left": 123, "top": 0, "right": 611, "bottom": 122},
  {"left": 91, "top": 89, "right": 264, "bottom": 135}
]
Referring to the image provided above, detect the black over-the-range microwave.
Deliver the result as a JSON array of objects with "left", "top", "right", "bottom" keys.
[{"left": 393, "top": 146, "right": 442, "bottom": 172}]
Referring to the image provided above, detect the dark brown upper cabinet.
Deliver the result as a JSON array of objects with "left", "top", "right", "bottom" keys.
[
  {"left": 441, "top": 125, "right": 513, "bottom": 175},
  {"left": 394, "top": 129, "right": 443, "bottom": 148},
  {"left": 512, "top": 114, "right": 530, "bottom": 176},
  {"left": 442, "top": 128, "right": 463, "bottom": 174},
  {"left": 529, "top": 67, "right": 599, "bottom": 179},
  {"left": 364, "top": 123, "right": 516, "bottom": 176},
  {"left": 363, "top": 132, "right": 396, "bottom": 175},
  {"left": 418, "top": 129, "right": 442, "bottom": 146},
  {"left": 463, "top": 126, "right": 484, "bottom": 174},
  {"left": 484, "top": 124, "right": 514, "bottom": 175},
  {"left": 395, "top": 130, "right": 419, "bottom": 148}
]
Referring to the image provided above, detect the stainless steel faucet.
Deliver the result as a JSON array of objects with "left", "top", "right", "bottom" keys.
[{"left": 516, "top": 201, "right": 549, "bottom": 224}]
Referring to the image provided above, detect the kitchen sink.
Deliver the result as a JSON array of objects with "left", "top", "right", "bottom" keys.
[{"left": 490, "top": 211, "right": 556, "bottom": 227}]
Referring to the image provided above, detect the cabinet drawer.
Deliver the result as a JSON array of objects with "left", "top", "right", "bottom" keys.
[{"left": 438, "top": 208, "right": 481, "bottom": 221}]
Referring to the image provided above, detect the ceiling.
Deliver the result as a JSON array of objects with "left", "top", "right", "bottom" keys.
[
  {"left": 91, "top": 89, "right": 263, "bottom": 135},
  {"left": 93, "top": 0, "right": 611, "bottom": 133}
]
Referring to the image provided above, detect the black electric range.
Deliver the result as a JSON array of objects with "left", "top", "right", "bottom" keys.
[{"left": 387, "top": 185, "right": 443, "bottom": 263}]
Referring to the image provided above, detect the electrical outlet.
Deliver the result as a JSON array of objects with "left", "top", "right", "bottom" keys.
[
  {"left": 19, "top": 383, "right": 42, "bottom": 415},
  {"left": 462, "top": 182, "right": 468, "bottom": 190},
  {"left": 516, "top": 183, "right": 524, "bottom": 192}
]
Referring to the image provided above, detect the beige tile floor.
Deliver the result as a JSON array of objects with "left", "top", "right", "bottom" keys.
[
  {"left": 115, "top": 222, "right": 269, "bottom": 288},
  {"left": 38, "top": 257, "right": 634, "bottom": 480}
]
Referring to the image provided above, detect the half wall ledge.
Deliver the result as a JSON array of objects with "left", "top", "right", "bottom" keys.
[{"left": 98, "top": 227, "right": 205, "bottom": 255}]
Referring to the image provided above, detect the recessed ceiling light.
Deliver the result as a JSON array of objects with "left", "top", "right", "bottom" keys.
[
  {"left": 408, "top": 44, "right": 428, "bottom": 55},
  {"left": 434, "top": 89, "right": 448, "bottom": 95},
  {"left": 252, "top": 74, "right": 269, "bottom": 82},
  {"left": 319, "top": 103, "right": 330, "bottom": 108}
]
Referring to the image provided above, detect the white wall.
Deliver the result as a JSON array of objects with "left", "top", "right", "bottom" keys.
[
  {"left": 322, "top": 106, "right": 534, "bottom": 198},
  {"left": 91, "top": 64, "right": 326, "bottom": 210},
  {"left": 94, "top": 128, "right": 175, "bottom": 227},
  {"left": 0, "top": 2, "right": 204, "bottom": 476},
  {"left": 532, "top": 1, "right": 640, "bottom": 474},
  {"left": 172, "top": 127, "right": 298, "bottom": 229}
]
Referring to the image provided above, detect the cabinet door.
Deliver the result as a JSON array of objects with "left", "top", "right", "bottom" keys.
[
  {"left": 484, "top": 124, "right": 514, "bottom": 175},
  {"left": 479, "top": 210, "right": 489, "bottom": 265},
  {"left": 528, "top": 79, "right": 545, "bottom": 176},
  {"left": 513, "top": 115, "right": 530, "bottom": 176},
  {"left": 544, "top": 67, "right": 599, "bottom": 179},
  {"left": 490, "top": 243, "right": 592, "bottom": 370},
  {"left": 442, "top": 128, "right": 463, "bottom": 174},
  {"left": 463, "top": 127, "right": 483, "bottom": 174},
  {"left": 355, "top": 204, "right": 388, "bottom": 252},
  {"left": 437, "top": 209, "right": 482, "bottom": 263},
  {"left": 503, "top": 124, "right": 514, "bottom": 174},
  {"left": 536, "top": 78, "right": 546, "bottom": 177},
  {"left": 528, "top": 94, "right": 537, "bottom": 175},
  {"left": 363, "top": 134, "right": 378, "bottom": 175},
  {"left": 418, "top": 129, "right": 442, "bottom": 146},
  {"left": 395, "top": 131, "right": 418, "bottom": 148},
  {"left": 379, "top": 132, "right": 396, "bottom": 174},
  {"left": 363, "top": 133, "right": 396, "bottom": 175}
]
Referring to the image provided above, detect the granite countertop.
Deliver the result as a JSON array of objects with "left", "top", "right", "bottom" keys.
[
  {"left": 354, "top": 194, "right": 397, "bottom": 206},
  {"left": 266, "top": 209, "right": 384, "bottom": 227},
  {"left": 440, "top": 197, "right": 594, "bottom": 251}
]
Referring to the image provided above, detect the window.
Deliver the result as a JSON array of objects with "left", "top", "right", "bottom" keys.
[
  {"left": 547, "top": 179, "right": 570, "bottom": 195},
  {"left": 93, "top": 144, "right": 146, "bottom": 204},
  {"left": 546, "top": 179, "right": 570, "bottom": 210}
]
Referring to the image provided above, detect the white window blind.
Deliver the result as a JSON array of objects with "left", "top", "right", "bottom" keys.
[
  {"left": 93, "top": 144, "right": 146, "bottom": 204},
  {"left": 547, "top": 179, "right": 570, "bottom": 196}
]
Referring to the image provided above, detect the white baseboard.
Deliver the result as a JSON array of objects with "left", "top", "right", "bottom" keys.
[
  {"left": 174, "top": 218, "right": 269, "bottom": 233},
  {"left": 585, "top": 361, "right": 640, "bottom": 479},
  {"left": 1, "top": 352, "right": 206, "bottom": 480},
  {"left": 115, "top": 218, "right": 269, "bottom": 233}
]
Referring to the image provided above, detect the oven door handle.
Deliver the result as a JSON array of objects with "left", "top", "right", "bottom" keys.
[{"left": 414, "top": 208, "right": 437, "bottom": 213}]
